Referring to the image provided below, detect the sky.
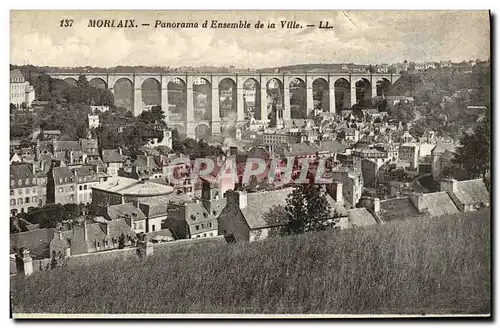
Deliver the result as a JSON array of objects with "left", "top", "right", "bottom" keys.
[{"left": 10, "top": 10, "right": 490, "bottom": 68}]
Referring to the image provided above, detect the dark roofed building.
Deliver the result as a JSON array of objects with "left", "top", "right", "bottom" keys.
[
  {"left": 10, "top": 163, "right": 41, "bottom": 215},
  {"left": 10, "top": 228, "right": 55, "bottom": 259},
  {"left": 50, "top": 217, "right": 137, "bottom": 256},
  {"left": 101, "top": 149, "right": 125, "bottom": 177},
  {"left": 218, "top": 187, "right": 347, "bottom": 243},
  {"left": 440, "top": 178, "right": 490, "bottom": 212},
  {"left": 47, "top": 165, "right": 77, "bottom": 205}
]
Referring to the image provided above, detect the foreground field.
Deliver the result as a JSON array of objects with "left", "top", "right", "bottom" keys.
[{"left": 11, "top": 209, "right": 490, "bottom": 315}]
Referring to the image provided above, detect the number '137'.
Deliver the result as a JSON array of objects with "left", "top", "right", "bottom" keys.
[{"left": 60, "top": 19, "right": 74, "bottom": 27}]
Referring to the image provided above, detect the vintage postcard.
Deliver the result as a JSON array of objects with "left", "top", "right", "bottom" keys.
[{"left": 9, "top": 10, "right": 491, "bottom": 318}]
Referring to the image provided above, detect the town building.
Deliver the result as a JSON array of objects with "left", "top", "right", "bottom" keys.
[
  {"left": 431, "top": 143, "right": 457, "bottom": 180},
  {"left": 329, "top": 166, "right": 364, "bottom": 207},
  {"left": 91, "top": 176, "right": 174, "bottom": 212},
  {"left": 10, "top": 69, "right": 36, "bottom": 109},
  {"left": 440, "top": 178, "right": 489, "bottom": 212},
  {"left": 217, "top": 187, "right": 348, "bottom": 243},
  {"left": 166, "top": 179, "right": 224, "bottom": 239},
  {"left": 101, "top": 149, "right": 125, "bottom": 177},
  {"left": 10, "top": 163, "right": 41, "bottom": 215},
  {"left": 398, "top": 143, "right": 419, "bottom": 170},
  {"left": 49, "top": 217, "right": 137, "bottom": 256},
  {"left": 47, "top": 165, "right": 77, "bottom": 205},
  {"left": 88, "top": 114, "right": 100, "bottom": 129}
]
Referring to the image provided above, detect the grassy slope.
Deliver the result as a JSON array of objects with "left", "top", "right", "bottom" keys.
[{"left": 11, "top": 209, "right": 490, "bottom": 315}]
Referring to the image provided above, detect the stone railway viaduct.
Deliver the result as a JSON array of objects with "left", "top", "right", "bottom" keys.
[{"left": 48, "top": 72, "right": 400, "bottom": 138}]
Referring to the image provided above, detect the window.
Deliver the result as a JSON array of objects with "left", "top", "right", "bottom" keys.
[
  {"left": 18, "top": 179, "right": 22, "bottom": 186},
  {"left": 26, "top": 188, "right": 30, "bottom": 195},
  {"left": 10, "top": 181, "right": 14, "bottom": 187},
  {"left": 32, "top": 178, "right": 36, "bottom": 184},
  {"left": 18, "top": 198, "right": 23, "bottom": 205},
  {"left": 59, "top": 187, "right": 63, "bottom": 193},
  {"left": 64, "top": 178, "right": 67, "bottom": 183},
  {"left": 152, "top": 225, "right": 156, "bottom": 232},
  {"left": 70, "top": 186, "right": 74, "bottom": 192},
  {"left": 84, "top": 185, "right": 87, "bottom": 190},
  {"left": 25, "top": 197, "right": 30, "bottom": 204},
  {"left": 209, "top": 233, "right": 213, "bottom": 237},
  {"left": 32, "top": 196, "right": 36, "bottom": 203},
  {"left": 79, "top": 185, "right": 83, "bottom": 191},
  {"left": 59, "top": 178, "right": 63, "bottom": 184},
  {"left": 17, "top": 189, "right": 22, "bottom": 195},
  {"left": 69, "top": 195, "right": 74, "bottom": 202},
  {"left": 10, "top": 190, "right": 14, "bottom": 196},
  {"left": 10, "top": 199, "right": 16, "bottom": 205},
  {"left": 25, "top": 178, "right": 29, "bottom": 185},
  {"left": 203, "top": 233, "right": 207, "bottom": 237},
  {"left": 195, "top": 225, "right": 200, "bottom": 231},
  {"left": 209, "top": 222, "right": 213, "bottom": 228}
]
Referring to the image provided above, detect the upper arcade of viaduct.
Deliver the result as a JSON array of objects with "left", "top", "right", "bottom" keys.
[{"left": 48, "top": 71, "right": 400, "bottom": 137}]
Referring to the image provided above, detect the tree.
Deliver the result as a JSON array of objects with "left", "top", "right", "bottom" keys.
[
  {"left": 118, "top": 233, "right": 126, "bottom": 249},
  {"left": 452, "top": 111, "right": 490, "bottom": 179},
  {"left": 282, "top": 184, "right": 334, "bottom": 235},
  {"left": 99, "top": 89, "right": 115, "bottom": 106},
  {"left": 171, "top": 129, "right": 183, "bottom": 152}
]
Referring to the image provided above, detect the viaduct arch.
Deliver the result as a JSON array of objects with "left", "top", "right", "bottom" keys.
[{"left": 48, "top": 71, "right": 400, "bottom": 138}]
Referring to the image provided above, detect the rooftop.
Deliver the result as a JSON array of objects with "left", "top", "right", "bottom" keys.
[
  {"left": 92, "top": 176, "right": 174, "bottom": 196},
  {"left": 453, "top": 179, "right": 489, "bottom": 206},
  {"left": 348, "top": 208, "right": 378, "bottom": 228},
  {"left": 420, "top": 192, "right": 460, "bottom": 217}
]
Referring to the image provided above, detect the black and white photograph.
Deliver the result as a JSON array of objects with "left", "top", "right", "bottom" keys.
[{"left": 8, "top": 10, "right": 491, "bottom": 318}]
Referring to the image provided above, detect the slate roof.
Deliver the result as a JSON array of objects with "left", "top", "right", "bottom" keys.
[
  {"left": 133, "top": 155, "right": 160, "bottom": 169},
  {"left": 10, "top": 228, "right": 55, "bottom": 257},
  {"left": 53, "top": 141, "right": 81, "bottom": 152},
  {"left": 453, "top": 179, "right": 489, "bottom": 206},
  {"left": 184, "top": 201, "right": 221, "bottom": 225},
  {"left": 281, "top": 143, "right": 317, "bottom": 157},
  {"left": 105, "top": 203, "right": 147, "bottom": 221},
  {"left": 10, "top": 163, "right": 35, "bottom": 181},
  {"left": 139, "top": 202, "right": 169, "bottom": 218},
  {"left": 432, "top": 143, "right": 457, "bottom": 155},
  {"left": 240, "top": 188, "right": 291, "bottom": 230},
  {"left": 101, "top": 149, "right": 125, "bottom": 163},
  {"left": 144, "top": 229, "right": 175, "bottom": 242},
  {"left": 80, "top": 139, "right": 98, "bottom": 150},
  {"left": 52, "top": 166, "right": 74, "bottom": 183},
  {"left": 10, "top": 69, "right": 24, "bottom": 82},
  {"left": 378, "top": 198, "right": 423, "bottom": 223},
  {"left": 84, "top": 218, "right": 136, "bottom": 243},
  {"left": 348, "top": 208, "right": 378, "bottom": 227},
  {"left": 316, "top": 140, "right": 347, "bottom": 153},
  {"left": 420, "top": 192, "right": 460, "bottom": 217}
]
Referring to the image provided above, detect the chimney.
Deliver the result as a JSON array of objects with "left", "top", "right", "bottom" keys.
[
  {"left": 373, "top": 198, "right": 380, "bottom": 213},
  {"left": 16, "top": 248, "right": 33, "bottom": 276},
  {"left": 238, "top": 191, "right": 247, "bottom": 209},
  {"left": 118, "top": 148, "right": 123, "bottom": 156},
  {"left": 410, "top": 192, "right": 425, "bottom": 212},
  {"left": 147, "top": 156, "right": 151, "bottom": 167},
  {"left": 440, "top": 178, "right": 457, "bottom": 195},
  {"left": 361, "top": 196, "right": 380, "bottom": 213},
  {"left": 332, "top": 181, "right": 343, "bottom": 204},
  {"left": 82, "top": 219, "right": 88, "bottom": 241}
]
